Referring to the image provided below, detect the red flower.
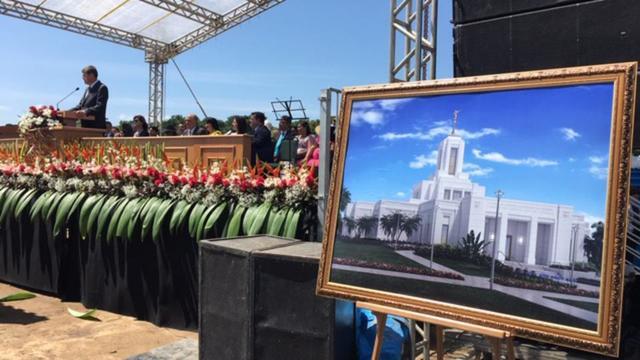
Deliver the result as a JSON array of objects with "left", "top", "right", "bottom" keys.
[
  {"left": 154, "top": 178, "right": 163, "bottom": 186},
  {"left": 74, "top": 165, "right": 83, "bottom": 175},
  {"left": 169, "top": 174, "right": 179, "bottom": 185},
  {"left": 111, "top": 168, "right": 122, "bottom": 180},
  {"left": 222, "top": 179, "right": 230, "bottom": 187}
]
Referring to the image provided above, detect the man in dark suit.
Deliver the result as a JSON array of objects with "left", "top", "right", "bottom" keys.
[
  {"left": 68, "top": 65, "right": 109, "bottom": 128},
  {"left": 182, "top": 113, "right": 207, "bottom": 136},
  {"left": 250, "top": 111, "right": 273, "bottom": 165}
]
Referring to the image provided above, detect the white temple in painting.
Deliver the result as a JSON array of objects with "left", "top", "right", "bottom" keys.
[{"left": 343, "top": 114, "right": 589, "bottom": 266}]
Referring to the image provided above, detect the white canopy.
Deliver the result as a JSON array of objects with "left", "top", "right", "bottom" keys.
[{"left": 1, "top": 0, "right": 284, "bottom": 60}]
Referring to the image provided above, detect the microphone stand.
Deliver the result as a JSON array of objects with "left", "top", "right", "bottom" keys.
[{"left": 56, "top": 87, "right": 80, "bottom": 110}]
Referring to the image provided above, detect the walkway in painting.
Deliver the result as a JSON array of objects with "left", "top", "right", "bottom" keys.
[{"left": 334, "top": 258, "right": 598, "bottom": 323}]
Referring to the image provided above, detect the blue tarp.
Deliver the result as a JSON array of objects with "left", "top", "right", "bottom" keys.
[{"left": 356, "top": 308, "right": 410, "bottom": 360}]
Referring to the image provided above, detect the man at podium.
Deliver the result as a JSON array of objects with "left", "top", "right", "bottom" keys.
[{"left": 66, "top": 65, "right": 109, "bottom": 128}]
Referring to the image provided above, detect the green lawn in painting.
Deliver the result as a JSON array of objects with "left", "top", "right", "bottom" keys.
[
  {"left": 331, "top": 269, "right": 596, "bottom": 331},
  {"left": 333, "top": 238, "right": 426, "bottom": 269}
]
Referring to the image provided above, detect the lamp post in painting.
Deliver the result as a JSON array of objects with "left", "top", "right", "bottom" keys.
[
  {"left": 490, "top": 190, "right": 504, "bottom": 291},
  {"left": 570, "top": 224, "right": 578, "bottom": 285}
]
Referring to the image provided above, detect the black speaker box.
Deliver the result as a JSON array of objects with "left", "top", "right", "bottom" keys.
[
  {"left": 199, "top": 236, "right": 299, "bottom": 360},
  {"left": 453, "top": 0, "right": 640, "bottom": 77},
  {"left": 252, "top": 242, "right": 355, "bottom": 360}
]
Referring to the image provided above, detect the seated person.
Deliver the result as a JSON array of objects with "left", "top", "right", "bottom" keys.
[
  {"left": 149, "top": 126, "right": 159, "bottom": 136},
  {"left": 204, "top": 117, "right": 223, "bottom": 135},
  {"left": 182, "top": 114, "right": 207, "bottom": 136},
  {"left": 103, "top": 121, "right": 116, "bottom": 137},
  {"left": 225, "top": 115, "right": 250, "bottom": 135},
  {"left": 132, "top": 115, "right": 149, "bottom": 137}
]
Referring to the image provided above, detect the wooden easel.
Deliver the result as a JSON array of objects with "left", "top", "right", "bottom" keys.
[{"left": 358, "top": 301, "right": 516, "bottom": 360}]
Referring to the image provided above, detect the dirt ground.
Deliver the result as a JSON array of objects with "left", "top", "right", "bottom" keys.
[{"left": 0, "top": 282, "right": 197, "bottom": 360}]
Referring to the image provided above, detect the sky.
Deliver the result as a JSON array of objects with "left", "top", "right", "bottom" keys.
[
  {"left": 342, "top": 83, "right": 614, "bottom": 223},
  {"left": 0, "top": 0, "right": 454, "bottom": 125}
]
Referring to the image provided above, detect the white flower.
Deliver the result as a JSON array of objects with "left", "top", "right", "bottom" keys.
[
  {"left": 122, "top": 185, "right": 138, "bottom": 198},
  {"left": 54, "top": 179, "right": 66, "bottom": 193}
]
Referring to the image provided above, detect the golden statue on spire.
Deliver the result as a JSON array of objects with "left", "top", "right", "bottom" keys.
[{"left": 451, "top": 110, "right": 460, "bottom": 135}]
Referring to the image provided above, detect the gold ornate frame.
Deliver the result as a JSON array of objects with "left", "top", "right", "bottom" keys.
[{"left": 316, "top": 62, "right": 638, "bottom": 356}]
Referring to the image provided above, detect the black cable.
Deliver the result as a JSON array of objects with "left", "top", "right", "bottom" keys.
[{"left": 171, "top": 58, "right": 208, "bottom": 119}]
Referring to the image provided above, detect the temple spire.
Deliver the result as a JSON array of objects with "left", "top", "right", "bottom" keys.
[{"left": 451, "top": 110, "right": 460, "bottom": 135}]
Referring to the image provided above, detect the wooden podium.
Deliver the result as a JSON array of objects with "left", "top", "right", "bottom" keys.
[{"left": 57, "top": 110, "right": 95, "bottom": 127}]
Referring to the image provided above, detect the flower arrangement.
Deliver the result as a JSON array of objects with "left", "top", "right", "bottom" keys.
[
  {"left": 0, "top": 141, "right": 317, "bottom": 210},
  {"left": 18, "top": 105, "right": 62, "bottom": 135},
  {"left": 0, "top": 141, "right": 318, "bottom": 243}
]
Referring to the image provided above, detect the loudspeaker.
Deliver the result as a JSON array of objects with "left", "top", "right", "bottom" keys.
[
  {"left": 453, "top": 0, "right": 640, "bottom": 77},
  {"left": 199, "top": 236, "right": 298, "bottom": 360},
  {"left": 252, "top": 242, "right": 356, "bottom": 360}
]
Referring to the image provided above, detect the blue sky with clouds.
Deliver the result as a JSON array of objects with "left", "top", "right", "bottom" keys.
[
  {"left": 0, "top": 0, "right": 453, "bottom": 124},
  {"left": 343, "top": 83, "right": 614, "bottom": 221}
]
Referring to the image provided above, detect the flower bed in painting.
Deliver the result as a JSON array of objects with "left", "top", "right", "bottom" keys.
[
  {"left": 333, "top": 257, "right": 465, "bottom": 281},
  {"left": 494, "top": 277, "right": 599, "bottom": 298}
]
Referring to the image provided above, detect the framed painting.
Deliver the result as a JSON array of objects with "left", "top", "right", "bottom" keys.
[{"left": 317, "top": 63, "right": 638, "bottom": 356}]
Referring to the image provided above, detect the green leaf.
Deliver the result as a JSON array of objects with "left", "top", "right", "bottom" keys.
[
  {"left": 267, "top": 208, "right": 288, "bottom": 236},
  {"left": 53, "top": 192, "right": 81, "bottom": 238},
  {"left": 188, "top": 204, "right": 206, "bottom": 239},
  {"left": 141, "top": 198, "right": 162, "bottom": 241},
  {"left": 226, "top": 205, "right": 246, "bottom": 238},
  {"left": 242, "top": 206, "right": 258, "bottom": 234},
  {"left": 46, "top": 192, "right": 65, "bottom": 223},
  {"left": 1, "top": 189, "right": 23, "bottom": 223},
  {"left": 152, "top": 200, "right": 175, "bottom": 241},
  {"left": 86, "top": 196, "right": 108, "bottom": 240},
  {"left": 106, "top": 199, "right": 130, "bottom": 243},
  {"left": 284, "top": 209, "right": 302, "bottom": 239},
  {"left": 0, "top": 292, "right": 36, "bottom": 302},
  {"left": 14, "top": 188, "right": 37, "bottom": 220},
  {"left": 196, "top": 205, "right": 218, "bottom": 241},
  {"left": 96, "top": 197, "right": 122, "bottom": 241},
  {"left": 169, "top": 201, "right": 189, "bottom": 235},
  {"left": 202, "top": 202, "right": 228, "bottom": 240},
  {"left": 29, "top": 192, "right": 46, "bottom": 222},
  {"left": 67, "top": 307, "right": 99, "bottom": 321},
  {"left": 128, "top": 198, "right": 150, "bottom": 241},
  {"left": 66, "top": 192, "right": 87, "bottom": 223},
  {"left": 117, "top": 198, "right": 140, "bottom": 239},
  {"left": 79, "top": 195, "right": 103, "bottom": 240},
  {"left": 248, "top": 203, "right": 271, "bottom": 236},
  {"left": 177, "top": 202, "right": 195, "bottom": 234}
]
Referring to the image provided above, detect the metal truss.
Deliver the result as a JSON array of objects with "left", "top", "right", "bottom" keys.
[
  {"left": 171, "top": 0, "right": 285, "bottom": 55},
  {"left": 0, "top": 0, "right": 285, "bottom": 124},
  {"left": 148, "top": 60, "right": 167, "bottom": 126},
  {"left": 389, "top": 0, "right": 438, "bottom": 82},
  {"left": 0, "top": 0, "right": 164, "bottom": 53}
]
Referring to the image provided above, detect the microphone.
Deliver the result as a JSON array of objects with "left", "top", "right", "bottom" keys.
[{"left": 56, "top": 87, "right": 80, "bottom": 109}]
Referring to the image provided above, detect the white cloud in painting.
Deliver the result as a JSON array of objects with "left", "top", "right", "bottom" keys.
[
  {"left": 379, "top": 98, "right": 412, "bottom": 111},
  {"left": 380, "top": 126, "right": 499, "bottom": 141},
  {"left": 351, "top": 110, "right": 384, "bottom": 127},
  {"left": 588, "top": 156, "right": 608, "bottom": 180},
  {"left": 350, "top": 98, "right": 412, "bottom": 127},
  {"left": 472, "top": 149, "right": 558, "bottom": 167},
  {"left": 560, "top": 127, "right": 581, "bottom": 141},
  {"left": 463, "top": 163, "right": 493, "bottom": 177},
  {"left": 396, "top": 192, "right": 406, "bottom": 197},
  {"left": 409, "top": 151, "right": 438, "bottom": 169}
]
